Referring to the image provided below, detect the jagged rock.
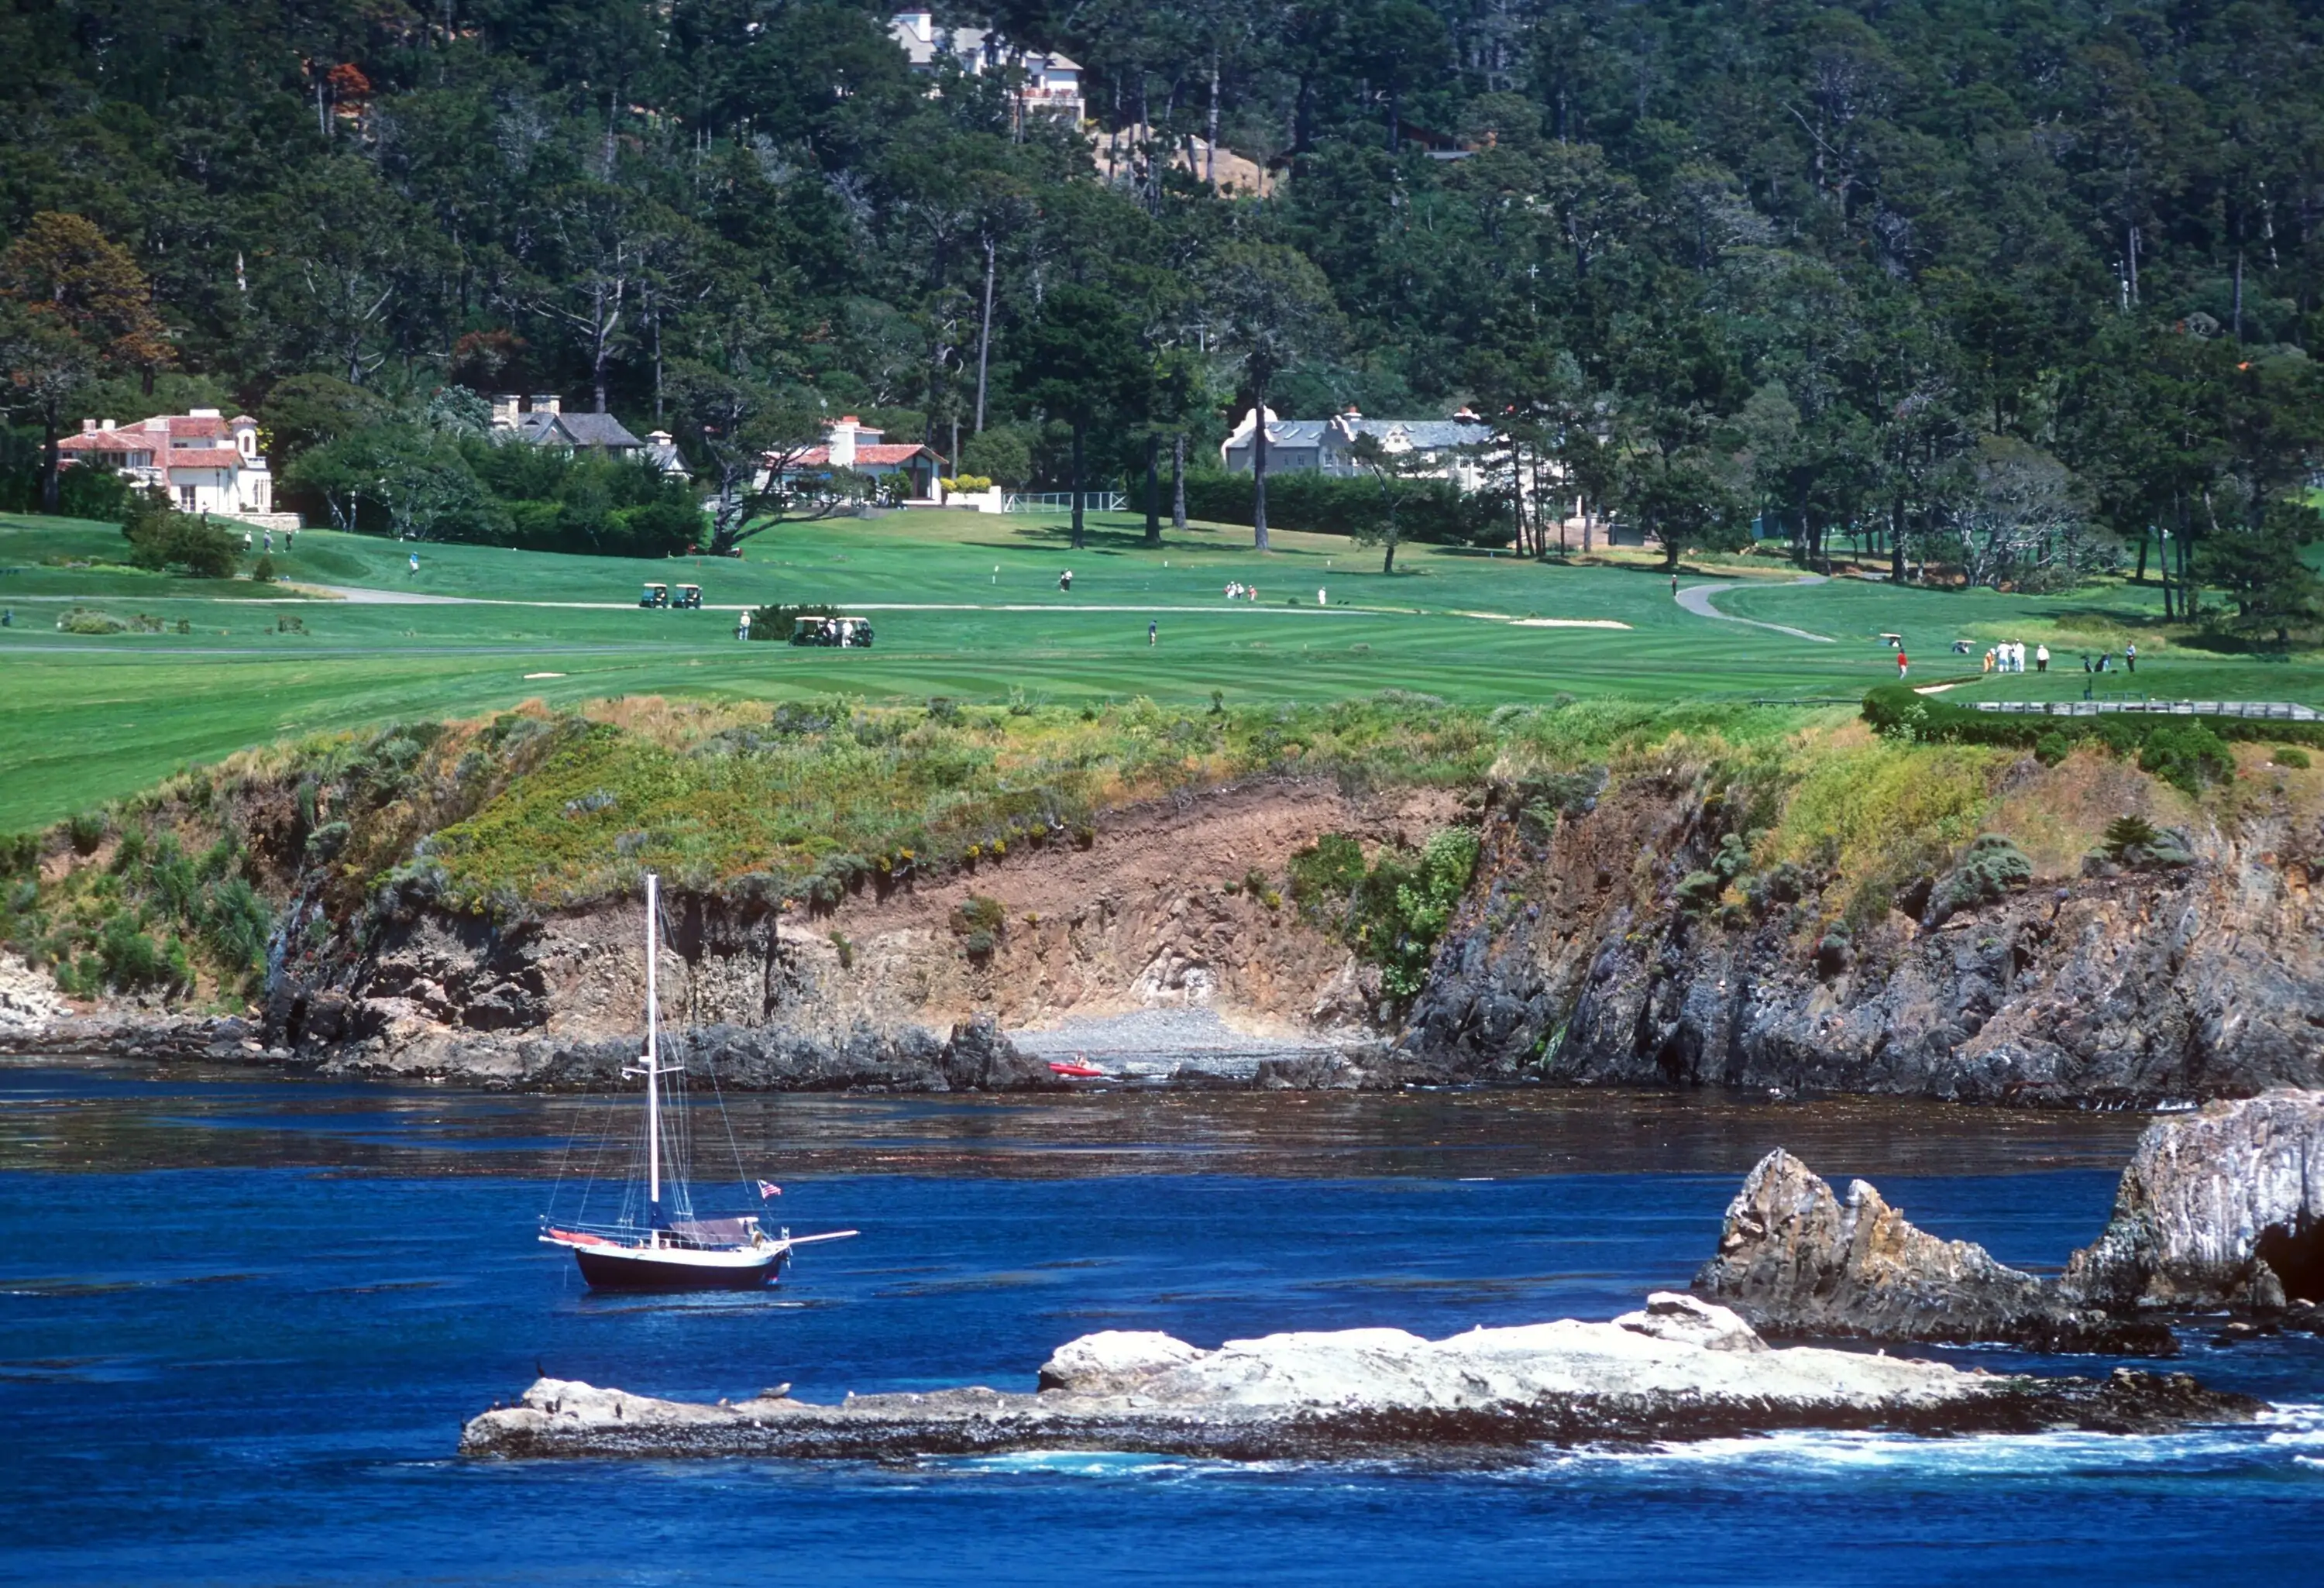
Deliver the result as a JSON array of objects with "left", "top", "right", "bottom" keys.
[
  {"left": 1695, "top": 1149, "right": 2174, "bottom": 1353},
  {"left": 940, "top": 1013, "right": 1059, "bottom": 1091},
  {"left": 2064, "top": 1089, "right": 2324, "bottom": 1311},
  {"left": 460, "top": 1312, "right": 2259, "bottom": 1463}
]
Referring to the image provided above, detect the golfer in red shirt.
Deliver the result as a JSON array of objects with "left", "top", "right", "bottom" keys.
[{"left": 1896, "top": 648, "right": 1909, "bottom": 680}]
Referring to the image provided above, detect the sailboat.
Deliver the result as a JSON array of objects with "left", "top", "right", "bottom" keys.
[{"left": 540, "top": 872, "right": 857, "bottom": 1291}]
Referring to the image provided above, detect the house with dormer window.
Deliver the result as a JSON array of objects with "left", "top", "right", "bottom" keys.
[
  {"left": 890, "top": 10, "right": 1084, "bottom": 121},
  {"left": 1220, "top": 407, "right": 1497, "bottom": 493}
]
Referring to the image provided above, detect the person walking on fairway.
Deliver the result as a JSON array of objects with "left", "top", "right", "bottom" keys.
[
  {"left": 1896, "top": 648, "right": 1909, "bottom": 681},
  {"left": 1670, "top": 571, "right": 1679, "bottom": 596},
  {"left": 408, "top": 551, "right": 419, "bottom": 577},
  {"left": 1148, "top": 620, "right": 1157, "bottom": 647},
  {"left": 2036, "top": 643, "right": 2049, "bottom": 673},
  {"left": 2126, "top": 642, "right": 2137, "bottom": 674},
  {"left": 737, "top": 610, "right": 751, "bottom": 642}
]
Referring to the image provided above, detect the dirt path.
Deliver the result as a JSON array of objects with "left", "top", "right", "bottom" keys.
[{"left": 1674, "top": 575, "right": 1835, "bottom": 643}]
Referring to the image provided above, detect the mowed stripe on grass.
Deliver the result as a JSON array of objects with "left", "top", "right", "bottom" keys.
[{"left": 4, "top": 510, "right": 2315, "bottom": 830}]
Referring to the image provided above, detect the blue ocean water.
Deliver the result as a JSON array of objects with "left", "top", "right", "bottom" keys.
[{"left": 2, "top": 1064, "right": 2319, "bottom": 1586}]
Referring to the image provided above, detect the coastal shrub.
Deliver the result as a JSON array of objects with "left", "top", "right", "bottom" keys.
[
  {"left": 1674, "top": 870, "right": 1722, "bottom": 913},
  {"left": 57, "top": 607, "right": 128, "bottom": 634},
  {"left": 91, "top": 913, "right": 188, "bottom": 995},
  {"left": 2034, "top": 732, "right": 2071, "bottom": 766},
  {"left": 1291, "top": 826, "right": 1480, "bottom": 999},
  {"left": 2276, "top": 747, "right": 2313, "bottom": 769},
  {"left": 1745, "top": 861, "right": 1806, "bottom": 914},
  {"left": 0, "top": 833, "right": 36, "bottom": 877},
  {"left": 2099, "top": 815, "right": 2193, "bottom": 870},
  {"left": 2137, "top": 724, "right": 2235, "bottom": 795},
  {"left": 1288, "top": 834, "right": 1367, "bottom": 913},
  {"left": 1814, "top": 921, "right": 1852, "bottom": 974},
  {"left": 201, "top": 878, "right": 272, "bottom": 977},
  {"left": 67, "top": 813, "right": 107, "bottom": 854},
  {"left": 1923, "top": 834, "right": 2032, "bottom": 926},
  {"left": 950, "top": 892, "right": 1006, "bottom": 960}
]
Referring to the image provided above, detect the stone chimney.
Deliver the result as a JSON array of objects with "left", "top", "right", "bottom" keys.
[
  {"left": 530, "top": 393, "right": 562, "bottom": 417},
  {"left": 829, "top": 414, "right": 861, "bottom": 468},
  {"left": 490, "top": 393, "right": 522, "bottom": 428},
  {"left": 81, "top": 418, "right": 98, "bottom": 433}
]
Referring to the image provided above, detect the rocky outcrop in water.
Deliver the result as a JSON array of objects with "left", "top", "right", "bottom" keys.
[
  {"left": 2065, "top": 1089, "right": 2324, "bottom": 1311},
  {"left": 1695, "top": 1150, "right": 2173, "bottom": 1353},
  {"left": 1697, "top": 1092, "right": 2324, "bottom": 1346},
  {"left": 458, "top": 1294, "right": 2258, "bottom": 1463},
  {"left": 1401, "top": 768, "right": 2324, "bottom": 1102}
]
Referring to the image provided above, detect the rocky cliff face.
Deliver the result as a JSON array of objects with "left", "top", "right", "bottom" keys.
[
  {"left": 1403, "top": 767, "right": 2324, "bottom": 1102},
  {"left": 13, "top": 752, "right": 2322, "bottom": 1103}
]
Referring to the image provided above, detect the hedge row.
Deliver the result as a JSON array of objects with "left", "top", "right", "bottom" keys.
[
  {"left": 1177, "top": 469, "right": 1514, "bottom": 548},
  {"left": 1860, "top": 684, "right": 2324, "bottom": 792}
]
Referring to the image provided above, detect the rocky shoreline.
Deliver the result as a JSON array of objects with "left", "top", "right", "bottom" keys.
[
  {"left": 8, "top": 754, "right": 2323, "bottom": 1102},
  {"left": 458, "top": 1294, "right": 2261, "bottom": 1465}
]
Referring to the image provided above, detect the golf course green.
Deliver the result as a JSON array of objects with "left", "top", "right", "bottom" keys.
[{"left": 3, "top": 507, "right": 2317, "bottom": 831}]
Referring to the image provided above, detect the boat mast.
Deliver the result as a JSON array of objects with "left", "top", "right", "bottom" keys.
[{"left": 645, "top": 870, "right": 661, "bottom": 1209}]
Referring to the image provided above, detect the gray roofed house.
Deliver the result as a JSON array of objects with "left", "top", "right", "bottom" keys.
[
  {"left": 889, "top": 11, "right": 1083, "bottom": 120},
  {"left": 490, "top": 393, "right": 662, "bottom": 465},
  {"left": 1219, "top": 407, "right": 1496, "bottom": 492}
]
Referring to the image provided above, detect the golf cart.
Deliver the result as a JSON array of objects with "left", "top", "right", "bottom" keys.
[
  {"left": 790, "top": 614, "right": 875, "bottom": 648},
  {"left": 673, "top": 584, "right": 703, "bottom": 609},
  {"left": 638, "top": 583, "right": 669, "bottom": 608}
]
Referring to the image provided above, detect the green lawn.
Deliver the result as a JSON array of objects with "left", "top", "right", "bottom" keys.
[{"left": 2, "top": 510, "right": 2317, "bottom": 831}]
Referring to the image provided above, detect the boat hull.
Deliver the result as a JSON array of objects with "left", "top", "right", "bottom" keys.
[{"left": 572, "top": 1244, "right": 786, "bottom": 1291}]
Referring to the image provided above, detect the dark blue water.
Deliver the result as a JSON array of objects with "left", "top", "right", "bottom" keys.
[{"left": 3, "top": 1064, "right": 2319, "bottom": 1586}]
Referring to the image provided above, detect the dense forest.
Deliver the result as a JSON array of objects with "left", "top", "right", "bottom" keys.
[{"left": 2, "top": 0, "right": 2321, "bottom": 632}]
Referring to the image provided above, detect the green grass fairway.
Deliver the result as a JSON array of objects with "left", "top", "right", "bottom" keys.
[{"left": 3, "top": 509, "right": 2318, "bottom": 830}]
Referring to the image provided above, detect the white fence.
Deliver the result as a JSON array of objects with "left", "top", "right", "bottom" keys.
[
  {"left": 1973, "top": 698, "right": 2319, "bottom": 721},
  {"left": 1000, "top": 492, "right": 1127, "bottom": 514}
]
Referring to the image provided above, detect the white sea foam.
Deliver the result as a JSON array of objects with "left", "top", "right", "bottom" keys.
[{"left": 954, "top": 1449, "right": 1212, "bottom": 1479}]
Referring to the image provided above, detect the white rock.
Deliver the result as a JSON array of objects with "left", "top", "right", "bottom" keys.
[
  {"left": 0, "top": 953, "right": 64, "bottom": 1036},
  {"left": 1036, "top": 1329, "right": 1204, "bottom": 1394},
  {"left": 1613, "top": 1291, "right": 1769, "bottom": 1353}
]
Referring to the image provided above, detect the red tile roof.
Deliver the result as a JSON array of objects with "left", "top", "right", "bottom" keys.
[
  {"left": 776, "top": 443, "right": 940, "bottom": 468},
  {"left": 58, "top": 411, "right": 259, "bottom": 469}
]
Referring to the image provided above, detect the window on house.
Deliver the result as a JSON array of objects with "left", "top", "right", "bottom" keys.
[{"left": 179, "top": 486, "right": 197, "bottom": 510}]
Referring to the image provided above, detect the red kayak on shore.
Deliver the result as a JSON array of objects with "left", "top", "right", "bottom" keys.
[{"left": 1047, "top": 1059, "right": 1110, "bottom": 1079}]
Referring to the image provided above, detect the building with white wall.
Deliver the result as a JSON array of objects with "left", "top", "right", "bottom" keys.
[
  {"left": 57, "top": 407, "right": 295, "bottom": 528},
  {"left": 890, "top": 10, "right": 1084, "bottom": 121}
]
